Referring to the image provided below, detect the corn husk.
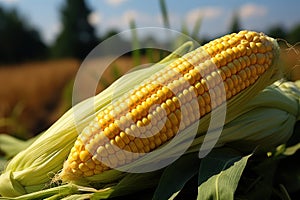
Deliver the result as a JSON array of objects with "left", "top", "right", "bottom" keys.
[
  {"left": 68, "top": 35, "right": 282, "bottom": 185},
  {"left": 189, "top": 80, "right": 300, "bottom": 153},
  {"left": 0, "top": 36, "right": 292, "bottom": 198},
  {"left": 0, "top": 42, "right": 194, "bottom": 197}
]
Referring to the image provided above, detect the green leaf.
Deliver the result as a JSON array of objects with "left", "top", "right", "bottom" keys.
[
  {"left": 153, "top": 153, "right": 200, "bottom": 200},
  {"left": 0, "top": 171, "right": 27, "bottom": 197},
  {"left": 197, "top": 153, "right": 252, "bottom": 200},
  {"left": 61, "top": 194, "right": 93, "bottom": 200},
  {"left": 89, "top": 187, "right": 115, "bottom": 200},
  {"left": 0, "top": 184, "right": 80, "bottom": 200}
]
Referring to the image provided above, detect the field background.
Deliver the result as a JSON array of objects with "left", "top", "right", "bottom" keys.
[{"left": 0, "top": 55, "right": 157, "bottom": 138}]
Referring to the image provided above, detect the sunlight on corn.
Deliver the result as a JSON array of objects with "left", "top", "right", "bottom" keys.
[
  {"left": 61, "top": 30, "right": 281, "bottom": 181},
  {"left": 0, "top": 30, "right": 287, "bottom": 197}
]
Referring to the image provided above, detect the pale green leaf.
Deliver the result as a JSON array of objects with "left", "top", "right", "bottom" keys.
[{"left": 197, "top": 154, "right": 252, "bottom": 200}]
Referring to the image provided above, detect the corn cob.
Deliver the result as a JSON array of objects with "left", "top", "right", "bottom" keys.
[{"left": 61, "top": 30, "right": 279, "bottom": 180}]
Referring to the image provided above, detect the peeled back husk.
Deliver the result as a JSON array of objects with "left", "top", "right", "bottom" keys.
[{"left": 0, "top": 42, "right": 194, "bottom": 197}]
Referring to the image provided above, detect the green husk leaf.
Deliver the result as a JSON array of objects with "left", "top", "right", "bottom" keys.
[
  {"left": 0, "top": 171, "right": 26, "bottom": 197},
  {"left": 196, "top": 80, "right": 298, "bottom": 200},
  {"left": 190, "top": 80, "right": 300, "bottom": 154},
  {"left": 0, "top": 184, "right": 77, "bottom": 200},
  {"left": 61, "top": 194, "right": 93, "bottom": 200},
  {"left": 197, "top": 154, "right": 252, "bottom": 200}
]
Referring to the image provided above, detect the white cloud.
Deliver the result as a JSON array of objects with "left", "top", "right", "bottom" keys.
[
  {"left": 239, "top": 3, "right": 267, "bottom": 18},
  {"left": 97, "top": 10, "right": 173, "bottom": 41},
  {"left": 88, "top": 11, "right": 102, "bottom": 26},
  {"left": 105, "top": 0, "right": 128, "bottom": 7},
  {"left": 184, "top": 7, "right": 224, "bottom": 37},
  {"left": 186, "top": 7, "right": 223, "bottom": 23},
  {"left": 103, "top": 10, "right": 161, "bottom": 30},
  {"left": 123, "top": 10, "right": 138, "bottom": 23},
  {"left": 43, "top": 23, "right": 61, "bottom": 44}
]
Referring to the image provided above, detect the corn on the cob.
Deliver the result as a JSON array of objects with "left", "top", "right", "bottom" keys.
[{"left": 60, "top": 30, "right": 279, "bottom": 181}]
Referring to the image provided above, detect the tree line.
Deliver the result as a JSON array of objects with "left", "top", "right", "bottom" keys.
[
  {"left": 0, "top": 0, "right": 299, "bottom": 65},
  {"left": 0, "top": 0, "right": 100, "bottom": 64}
]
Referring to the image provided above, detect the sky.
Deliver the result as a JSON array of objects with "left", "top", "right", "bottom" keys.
[{"left": 0, "top": 0, "right": 299, "bottom": 45}]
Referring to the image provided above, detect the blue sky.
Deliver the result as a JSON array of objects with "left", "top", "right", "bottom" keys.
[{"left": 0, "top": 0, "right": 299, "bottom": 44}]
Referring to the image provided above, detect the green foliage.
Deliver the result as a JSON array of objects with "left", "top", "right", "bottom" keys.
[
  {"left": 0, "top": 7, "right": 47, "bottom": 64},
  {"left": 197, "top": 153, "right": 251, "bottom": 200},
  {"left": 51, "top": 0, "right": 98, "bottom": 59}
]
